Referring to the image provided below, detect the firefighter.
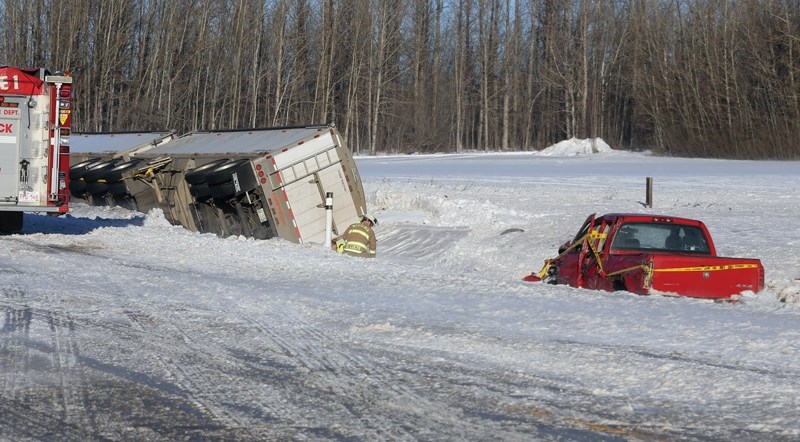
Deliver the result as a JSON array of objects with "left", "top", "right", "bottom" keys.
[{"left": 333, "top": 214, "right": 378, "bottom": 258}]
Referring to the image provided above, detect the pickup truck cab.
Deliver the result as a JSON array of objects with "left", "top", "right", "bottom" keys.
[{"left": 524, "top": 213, "right": 764, "bottom": 300}]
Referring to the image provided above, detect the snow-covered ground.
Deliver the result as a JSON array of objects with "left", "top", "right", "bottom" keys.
[{"left": 2, "top": 141, "right": 799, "bottom": 440}]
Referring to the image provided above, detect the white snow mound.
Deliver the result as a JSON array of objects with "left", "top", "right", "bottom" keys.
[{"left": 538, "top": 137, "right": 613, "bottom": 156}]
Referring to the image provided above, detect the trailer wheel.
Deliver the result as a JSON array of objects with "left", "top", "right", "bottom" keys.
[
  {"left": 189, "top": 182, "right": 212, "bottom": 200},
  {"left": 209, "top": 181, "right": 237, "bottom": 200},
  {"left": 0, "top": 212, "right": 23, "bottom": 233},
  {"left": 69, "top": 158, "right": 104, "bottom": 180},
  {"left": 102, "top": 159, "right": 142, "bottom": 182},
  {"left": 107, "top": 181, "right": 130, "bottom": 196},
  {"left": 69, "top": 180, "right": 88, "bottom": 197},
  {"left": 82, "top": 160, "right": 118, "bottom": 182},
  {"left": 205, "top": 159, "right": 250, "bottom": 186},
  {"left": 86, "top": 181, "right": 110, "bottom": 195},
  {"left": 185, "top": 159, "right": 230, "bottom": 185}
]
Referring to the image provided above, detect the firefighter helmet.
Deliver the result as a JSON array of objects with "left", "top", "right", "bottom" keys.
[{"left": 363, "top": 214, "right": 378, "bottom": 226}]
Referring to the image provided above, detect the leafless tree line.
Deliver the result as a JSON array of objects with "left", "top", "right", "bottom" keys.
[{"left": 2, "top": 0, "right": 799, "bottom": 159}]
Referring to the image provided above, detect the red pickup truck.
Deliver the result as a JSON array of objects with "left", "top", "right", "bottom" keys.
[{"left": 524, "top": 213, "right": 764, "bottom": 300}]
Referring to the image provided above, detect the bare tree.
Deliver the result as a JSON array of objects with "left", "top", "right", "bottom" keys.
[{"left": 3, "top": 0, "right": 798, "bottom": 159}]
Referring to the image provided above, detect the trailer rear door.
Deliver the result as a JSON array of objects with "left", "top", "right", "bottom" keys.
[
  {"left": 0, "top": 112, "right": 21, "bottom": 204},
  {"left": 316, "top": 164, "right": 359, "bottom": 234},
  {"left": 273, "top": 138, "right": 359, "bottom": 243}
]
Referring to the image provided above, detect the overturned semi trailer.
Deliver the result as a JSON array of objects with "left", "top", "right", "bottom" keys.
[
  {"left": 68, "top": 131, "right": 175, "bottom": 210},
  {"left": 99, "top": 125, "right": 367, "bottom": 243}
]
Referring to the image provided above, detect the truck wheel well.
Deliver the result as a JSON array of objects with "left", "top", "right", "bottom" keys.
[{"left": 0, "top": 212, "right": 24, "bottom": 233}]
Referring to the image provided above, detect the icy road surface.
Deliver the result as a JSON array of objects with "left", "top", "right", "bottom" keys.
[{"left": 2, "top": 147, "right": 800, "bottom": 441}]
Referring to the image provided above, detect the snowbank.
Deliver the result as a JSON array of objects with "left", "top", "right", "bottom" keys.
[{"left": 537, "top": 137, "right": 613, "bottom": 156}]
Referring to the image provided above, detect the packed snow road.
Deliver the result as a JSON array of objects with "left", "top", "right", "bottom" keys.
[{"left": 2, "top": 148, "right": 800, "bottom": 441}]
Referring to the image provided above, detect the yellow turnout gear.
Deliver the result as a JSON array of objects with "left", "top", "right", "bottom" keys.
[{"left": 338, "top": 221, "right": 377, "bottom": 257}]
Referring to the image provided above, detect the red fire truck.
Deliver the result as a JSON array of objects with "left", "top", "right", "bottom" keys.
[{"left": 0, "top": 67, "right": 72, "bottom": 232}]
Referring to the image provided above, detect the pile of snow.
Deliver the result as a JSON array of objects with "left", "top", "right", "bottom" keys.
[{"left": 537, "top": 137, "right": 613, "bottom": 156}]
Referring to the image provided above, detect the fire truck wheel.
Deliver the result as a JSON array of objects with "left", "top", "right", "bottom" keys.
[
  {"left": 103, "top": 160, "right": 142, "bottom": 182},
  {"left": 0, "top": 212, "right": 23, "bottom": 233},
  {"left": 205, "top": 159, "right": 250, "bottom": 186},
  {"left": 185, "top": 159, "right": 230, "bottom": 185}
]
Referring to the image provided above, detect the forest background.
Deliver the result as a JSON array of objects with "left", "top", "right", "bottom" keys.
[{"left": 1, "top": 0, "right": 799, "bottom": 159}]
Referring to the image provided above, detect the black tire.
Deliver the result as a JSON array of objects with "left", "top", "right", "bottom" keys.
[
  {"left": 82, "top": 160, "right": 118, "bottom": 182},
  {"left": 210, "top": 181, "right": 237, "bottom": 200},
  {"left": 208, "top": 163, "right": 259, "bottom": 200},
  {"left": 229, "top": 160, "right": 259, "bottom": 194},
  {"left": 189, "top": 182, "right": 212, "bottom": 200},
  {"left": 69, "top": 180, "right": 88, "bottom": 196},
  {"left": 205, "top": 159, "right": 250, "bottom": 186},
  {"left": 102, "top": 159, "right": 142, "bottom": 182},
  {"left": 107, "top": 180, "right": 130, "bottom": 196},
  {"left": 69, "top": 158, "right": 104, "bottom": 180},
  {"left": 185, "top": 159, "right": 230, "bottom": 185},
  {"left": 0, "top": 212, "right": 23, "bottom": 233},
  {"left": 86, "top": 181, "right": 110, "bottom": 195}
]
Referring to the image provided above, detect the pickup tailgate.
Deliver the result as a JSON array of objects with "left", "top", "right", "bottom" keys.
[{"left": 649, "top": 254, "right": 764, "bottom": 299}]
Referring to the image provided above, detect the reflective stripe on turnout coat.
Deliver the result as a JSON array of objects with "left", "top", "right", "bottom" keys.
[{"left": 341, "top": 223, "right": 377, "bottom": 257}]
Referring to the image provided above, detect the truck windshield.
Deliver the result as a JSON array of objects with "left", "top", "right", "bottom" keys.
[{"left": 610, "top": 223, "right": 710, "bottom": 254}]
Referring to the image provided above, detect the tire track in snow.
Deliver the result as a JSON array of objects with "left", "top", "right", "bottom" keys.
[
  {"left": 1, "top": 300, "right": 33, "bottom": 403},
  {"left": 241, "top": 310, "right": 490, "bottom": 440},
  {"left": 47, "top": 313, "right": 99, "bottom": 435},
  {"left": 124, "top": 310, "right": 262, "bottom": 439},
  {"left": 0, "top": 396, "right": 102, "bottom": 441},
  {"left": 0, "top": 295, "right": 102, "bottom": 439}
]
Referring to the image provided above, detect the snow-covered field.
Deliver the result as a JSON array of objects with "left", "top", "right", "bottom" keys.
[{"left": 2, "top": 140, "right": 799, "bottom": 440}]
